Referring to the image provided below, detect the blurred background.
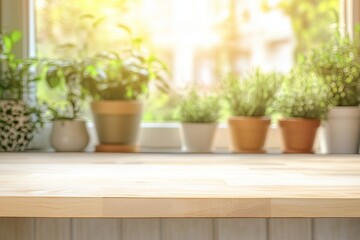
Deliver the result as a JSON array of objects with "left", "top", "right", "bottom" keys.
[{"left": 35, "top": 0, "right": 339, "bottom": 121}]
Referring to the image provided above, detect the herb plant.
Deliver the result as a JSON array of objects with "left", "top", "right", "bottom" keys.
[
  {"left": 222, "top": 69, "right": 283, "bottom": 117},
  {"left": 275, "top": 68, "right": 330, "bottom": 120},
  {"left": 308, "top": 33, "right": 360, "bottom": 106},
  {"left": 177, "top": 89, "right": 221, "bottom": 123}
]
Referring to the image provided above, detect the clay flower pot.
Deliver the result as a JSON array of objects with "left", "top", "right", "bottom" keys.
[
  {"left": 228, "top": 117, "right": 271, "bottom": 153},
  {"left": 279, "top": 118, "right": 320, "bottom": 153}
]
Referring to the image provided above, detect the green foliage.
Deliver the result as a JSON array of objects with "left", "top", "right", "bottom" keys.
[
  {"left": 275, "top": 0, "right": 339, "bottom": 60},
  {"left": 41, "top": 58, "right": 99, "bottom": 120},
  {"left": 222, "top": 70, "right": 283, "bottom": 117},
  {"left": 0, "top": 31, "right": 44, "bottom": 134},
  {"left": 274, "top": 68, "right": 330, "bottom": 120},
  {"left": 82, "top": 46, "right": 169, "bottom": 101},
  {"left": 308, "top": 33, "right": 360, "bottom": 106},
  {"left": 0, "top": 31, "right": 40, "bottom": 100},
  {"left": 177, "top": 89, "right": 221, "bottom": 123}
]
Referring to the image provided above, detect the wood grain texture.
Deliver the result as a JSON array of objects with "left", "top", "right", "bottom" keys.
[
  {"left": 162, "top": 219, "right": 213, "bottom": 240},
  {"left": 216, "top": 218, "right": 266, "bottom": 240},
  {"left": 122, "top": 219, "right": 160, "bottom": 240},
  {"left": 0, "top": 153, "right": 359, "bottom": 217},
  {"left": 35, "top": 218, "right": 71, "bottom": 240},
  {"left": 72, "top": 219, "right": 121, "bottom": 240},
  {"left": 313, "top": 218, "right": 360, "bottom": 240},
  {"left": 269, "top": 218, "right": 311, "bottom": 240},
  {"left": 103, "top": 198, "right": 269, "bottom": 218},
  {"left": 271, "top": 199, "right": 360, "bottom": 217},
  {"left": 0, "top": 218, "right": 34, "bottom": 240}
]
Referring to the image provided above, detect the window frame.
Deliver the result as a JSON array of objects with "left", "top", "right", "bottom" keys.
[{"left": 1, "top": 0, "right": 359, "bottom": 152}]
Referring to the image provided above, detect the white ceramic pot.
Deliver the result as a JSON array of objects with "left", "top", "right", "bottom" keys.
[
  {"left": 324, "top": 106, "right": 360, "bottom": 154},
  {"left": 50, "top": 120, "right": 89, "bottom": 152},
  {"left": 181, "top": 123, "right": 217, "bottom": 153}
]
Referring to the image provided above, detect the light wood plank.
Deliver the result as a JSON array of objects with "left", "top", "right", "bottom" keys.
[
  {"left": 122, "top": 219, "right": 160, "bottom": 240},
  {"left": 162, "top": 219, "right": 213, "bottom": 240},
  {"left": 314, "top": 218, "right": 360, "bottom": 240},
  {"left": 103, "top": 198, "right": 269, "bottom": 218},
  {"left": 216, "top": 218, "right": 266, "bottom": 240},
  {"left": 0, "top": 197, "right": 102, "bottom": 217},
  {"left": 271, "top": 198, "right": 360, "bottom": 217},
  {"left": 35, "top": 218, "right": 71, "bottom": 240},
  {"left": 72, "top": 219, "right": 121, "bottom": 240},
  {"left": 269, "top": 218, "right": 311, "bottom": 240},
  {"left": 0, "top": 218, "right": 34, "bottom": 240},
  {"left": 0, "top": 153, "right": 359, "bottom": 218}
]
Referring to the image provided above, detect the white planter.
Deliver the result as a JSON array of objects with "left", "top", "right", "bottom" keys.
[
  {"left": 180, "top": 123, "right": 217, "bottom": 153},
  {"left": 324, "top": 106, "right": 360, "bottom": 154},
  {"left": 50, "top": 120, "right": 89, "bottom": 152}
]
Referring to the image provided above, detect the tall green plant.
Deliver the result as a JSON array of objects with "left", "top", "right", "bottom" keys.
[
  {"left": 222, "top": 69, "right": 283, "bottom": 117},
  {"left": 275, "top": 68, "right": 330, "bottom": 120},
  {"left": 308, "top": 33, "right": 360, "bottom": 106}
]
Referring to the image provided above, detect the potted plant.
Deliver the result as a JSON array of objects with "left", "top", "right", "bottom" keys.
[
  {"left": 309, "top": 33, "right": 360, "bottom": 153},
  {"left": 223, "top": 70, "right": 282, "bottom": 153},
  {"left": 41, "top": 59, "right": 93, "bottom": 152},
  {"left": 275, "top": 69, "right": 330, "bottom": 153},
  {"left": 0, "top": 31, "right": 44, "bottom": 151},
  {"left": 177, "top": 89, "right": 221, "bottom": 152},
  {"left": 82, "top": 45, "right": 168, "bottom": 152}
]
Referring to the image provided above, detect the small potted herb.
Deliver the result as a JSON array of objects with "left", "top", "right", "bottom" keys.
[
  {"left": 275, "top": 68, "right": 330, "bottom": 153},
  {"left": 177, "top": 89, "right": 221, "bottom": 152},
  {"left": 82, "top": 44, "right": 168, "bottom": 152},
  {"left": 223, "top": 70, "right": 282, "bottom": 153},
  {"left": 42, "top": 59, "right": 94, "bottom": 152},
  {"left": 0, "top": 31, "right": 44, "bottom": 151},
  {"left": 309, "top": 33, "right": 360, "bottom": 153}
]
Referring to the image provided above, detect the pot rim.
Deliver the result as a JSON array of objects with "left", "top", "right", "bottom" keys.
[
  {"left": 279, "top": 117, "right": 320, "bottom": 122},
  {"left": 228, "top": 116, "right": 271, "bottom": 121},
  {"left": 52, "top": 119, "right": 87, "bottom": 123},
  {"left": 91, "top": 100, "right": 143, "bottom": 115},
  {"left": 181, "top": 122, "right": 217, "bottom": 125}
]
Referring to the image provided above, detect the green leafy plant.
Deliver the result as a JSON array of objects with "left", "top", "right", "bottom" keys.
[
  {"left": 82, "top": 46, "right": 169, "bottom": 101},
  {"left": 222, "top": 69, "right": 283, "bottom": 117},
  {"left": 41, "top": 58, "right": 99, "bottom": 120},
  {"left": 274, "top": 68, "right": 330, "bottom": 120},
  {"left": 308, "top": 33, "right": 360, "bottom": 106},
  {"left": 0, "top": 31, "right": 40, "bottom": 100},
  {"left": 177, "top": 89, "right": 221, "bottom": 123}
]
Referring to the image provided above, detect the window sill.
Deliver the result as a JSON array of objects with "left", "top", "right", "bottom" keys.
[{"left": 31, "top": 122, "right": 326, "bottom": 153}]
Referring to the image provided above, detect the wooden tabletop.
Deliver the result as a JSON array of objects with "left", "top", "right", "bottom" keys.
[{"left": 0, "top": 153, "right": 359, "bottom": 218}]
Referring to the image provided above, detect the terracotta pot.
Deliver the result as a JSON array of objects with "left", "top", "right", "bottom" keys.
[
  {"left": 228, "top": 117, "right": 271, "bottom": 153},
  {"left": 91, "top": 101, "right": 143, "bottom": 145},
  {"left": 279, "top": 118, "right": 320, "bottom": 153}
]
